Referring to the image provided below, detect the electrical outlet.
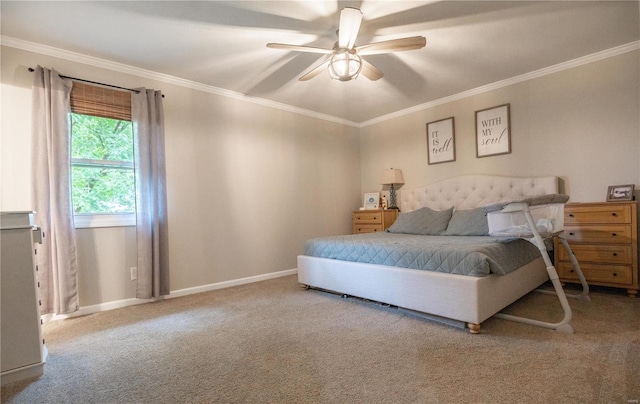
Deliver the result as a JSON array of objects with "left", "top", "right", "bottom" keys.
[{"left": 130, "top": 267, "right": 137, "bottom": 280}]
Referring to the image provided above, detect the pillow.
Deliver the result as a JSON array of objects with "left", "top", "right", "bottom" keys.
[
  {"left": 386, "top": 207, "right": 453, "bottom": 235},
  {"left": 441, "top": 208, "right": 489, "bottom": 236}
]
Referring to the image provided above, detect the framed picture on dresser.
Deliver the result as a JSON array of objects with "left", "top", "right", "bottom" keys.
[
  {"left": 606, "top": 184, "right": 634, "bottom": 201},
  {"left": 363, "top": 192, "right": 380, "bottom": 209}
]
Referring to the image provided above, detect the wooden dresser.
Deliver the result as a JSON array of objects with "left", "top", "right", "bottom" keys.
[
  {"left": 352, "top": 209, "right": 399, "bottom": 234},
  {"left": 554, "top": 201, "right": 638, "bottom": 297}
]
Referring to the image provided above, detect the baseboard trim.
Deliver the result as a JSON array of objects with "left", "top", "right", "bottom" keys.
[
  {"left": 42, "top": 269, "right": 297, "bottom": 322},
  {"left": 167, "top": 268, "right": 298, "bottom": 298}
]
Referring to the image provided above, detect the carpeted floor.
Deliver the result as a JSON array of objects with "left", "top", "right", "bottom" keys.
[{"left": 2, "top": 275, "right": 639, "bottom": 403}]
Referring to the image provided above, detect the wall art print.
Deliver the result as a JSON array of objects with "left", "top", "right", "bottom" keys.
[
  {"left": 426, "top": 117, "right": 455, "bottom": 165},
  {"left": 475, "top": 103, "right": 511, "bottom": 158}
]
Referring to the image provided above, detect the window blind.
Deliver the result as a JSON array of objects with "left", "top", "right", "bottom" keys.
[{"left": 70, "top": 82, "right": 132, "bottom": 121}]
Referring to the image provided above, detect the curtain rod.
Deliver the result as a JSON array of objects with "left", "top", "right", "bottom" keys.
[{"left": 28, "top": 67, "right": 165, "bottom": 97}]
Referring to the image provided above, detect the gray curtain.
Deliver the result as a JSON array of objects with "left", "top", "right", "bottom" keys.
[
  {"left": 31, "top": 66, "right": 79, "bottom": 315},
  {"left": 132, "top": 89, "right": 169, "bottom": 298}
]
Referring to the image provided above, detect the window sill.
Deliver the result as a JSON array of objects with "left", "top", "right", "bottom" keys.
[{"left": 74, "top": 213, "right": 136, "bottom": 229}]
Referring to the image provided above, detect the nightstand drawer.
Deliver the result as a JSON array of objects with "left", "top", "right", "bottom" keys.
[
  {"left": 352, "top": 210, "right": 398, "bottom": 235},
  {"left": 565, "top": 204, "right": 631, "bottom": 224},
  {"left": 353, "top": 212, "right": 382, "bottom": 224},
  {"left": 353, "top": 224, "right": 383, "bottom": 234},
  {"left": 563, "top": 225, "right": 633, "bottom": 244},
  {"left": 558, "top": 262, "right": 633, "bottom": 285},
  {"left": 558, "top": 244, "right": 632, "bottom": 265}
]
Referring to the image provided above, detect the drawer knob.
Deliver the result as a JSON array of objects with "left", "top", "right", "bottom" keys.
[
  {"left": 568, "top": 213, "right": 574, "bottom": 217},
  {"left": 613, "top": 253, "right": 618, "bottom": 257},
  {"left": 569, "top": 232, "right": 575, "bottom": 236},
  {"left": 612, "top": 213, "right": 617, "bottom": 217},
  {"left": 612, "top": 233, "right": 617, "bottom": 237},
  {"left": 613, "top": 272, "right": 618, "bottom": 277}
]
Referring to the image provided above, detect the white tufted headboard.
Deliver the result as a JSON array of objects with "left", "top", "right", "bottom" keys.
[{"left": 399, "top": 175, "right": 559, "bottom": 212}]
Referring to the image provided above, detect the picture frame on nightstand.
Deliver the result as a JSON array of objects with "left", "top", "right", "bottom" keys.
[
  {"left": 606, "top": 184, "right": 634, "bottom": 202},
  {"left": 363, "top": 192, "right": 380, "bottom": 209}
]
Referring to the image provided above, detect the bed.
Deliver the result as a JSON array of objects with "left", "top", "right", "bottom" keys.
[{"left": 297, "top": 174, "right": 589, "bottom": 334}]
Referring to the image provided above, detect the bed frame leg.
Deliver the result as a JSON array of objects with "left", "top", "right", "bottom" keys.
[{"left": 467, "top": 323, "right": 481, "bottom": 334}]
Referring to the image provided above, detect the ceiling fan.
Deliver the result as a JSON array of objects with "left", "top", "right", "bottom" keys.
[{"left": 266, "top": 7, "right": 426, "bottom": 82}]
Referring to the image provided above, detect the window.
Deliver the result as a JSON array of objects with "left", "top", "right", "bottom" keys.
[{"left": 69, "top": 82, "right": 135, "bottom": 228}]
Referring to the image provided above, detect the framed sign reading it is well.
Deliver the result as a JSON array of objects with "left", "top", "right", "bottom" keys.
[
  {"left": 426, "top": 117, "right": 455, "bottom": 165},
  {"left": 475, "top": 104, "right": 511, "bottom": 158}
]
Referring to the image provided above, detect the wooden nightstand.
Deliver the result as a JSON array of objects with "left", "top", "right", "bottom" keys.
[
  {"left": 352, "top": 209, "right": 399, "bottom": 234},
  {"left": 554, "top": 201, "right": 638, "bottom": 297}
]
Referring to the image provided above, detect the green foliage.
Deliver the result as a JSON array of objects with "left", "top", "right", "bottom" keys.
[
  {"left": 70, "top": 114, "right": 136, "bottom": 214},
  {"left": 71, "top": 113, "right": 133, "bottom": 161},
  {"left": 71, "top": 166, "right": 135, "bottom": 213}
]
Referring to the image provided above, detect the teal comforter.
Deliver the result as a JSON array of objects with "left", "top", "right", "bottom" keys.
[{"left": 304, "top": 233, "right": 541, "bottom": 277}]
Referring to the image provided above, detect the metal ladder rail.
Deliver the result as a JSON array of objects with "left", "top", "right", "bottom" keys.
[
  {"left": 493, "top": 203, "right": 590, "bottom": 334},
  {"left": 536, "top": 236, "right": 590, "bottom": 301}
]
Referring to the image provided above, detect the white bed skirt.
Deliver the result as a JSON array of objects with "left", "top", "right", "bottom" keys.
[{"left": 297, "top": 255, "right": 548, "bottom": 325}]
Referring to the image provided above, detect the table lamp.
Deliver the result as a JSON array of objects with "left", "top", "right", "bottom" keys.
[{"left": 381, "top": 168, "right": 404, "bottom": 210}]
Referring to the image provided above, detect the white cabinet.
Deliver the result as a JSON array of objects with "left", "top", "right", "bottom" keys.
[{"left": 1, "top": 212, "right": 47, "bottom": 385}]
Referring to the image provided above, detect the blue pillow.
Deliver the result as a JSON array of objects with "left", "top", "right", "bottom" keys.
[
  {"left": 387, "top": 207, "right": 453, "bottom": 235},
  {"left": 441, "top": 208, "right": 489, "bottom": 236}
]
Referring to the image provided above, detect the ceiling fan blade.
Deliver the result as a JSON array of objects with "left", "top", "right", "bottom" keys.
[
  {"left": 338, "top": 7, "right": 363, "bottom": 49},
  {"left": 299, "top": 58, "right": 331, "bottom": 81},
  {"left": 267, "top": 43, "right": 333, "bottom": 54},
  {"left": 360, "top": 59, "right": 384, "bottom": 81},
  {"left": 356, "top": 36, "right": 426, "bottom": 56}
]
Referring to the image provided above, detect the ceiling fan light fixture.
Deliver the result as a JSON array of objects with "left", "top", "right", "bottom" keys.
[
  {"left": 328, "top": 49, "right": 362, "bottom": 81},
  {"left": 267, "top": 7, "right": 426, "bottom": 83}
]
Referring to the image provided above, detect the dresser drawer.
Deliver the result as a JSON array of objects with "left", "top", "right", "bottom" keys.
[
  {"left": 353, "top": 224, "right": 383, "bottom": 234},
  {"left": 565, "top": 204, "right": 631, "bottom": 225},
  {"left": 563, "top": 225, "right": 633, "bottom": 244},
  {"left": 558, "top": 262, "right": 633, "bottom": 285},
  {"left": 557, "top": 244, "right": 632, "bottom": 265},
  {"left": 353, "top": 212, "right": 383, "bottom": 224},
  {"left": 351, "top": 210, "right": 398, "bottom": 235}
]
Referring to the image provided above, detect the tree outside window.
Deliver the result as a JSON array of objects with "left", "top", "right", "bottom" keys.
[{"left": 71, "top": 113, "right": 135, "bottom": 214}]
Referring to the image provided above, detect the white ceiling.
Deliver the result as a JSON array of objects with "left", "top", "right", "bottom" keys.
[{"left": 2, "top": 1, "right": 639, "bottom": 125}]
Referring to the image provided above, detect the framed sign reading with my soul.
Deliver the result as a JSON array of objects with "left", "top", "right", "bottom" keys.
[
  {"left": 426, "top": 117, "right": 455, "bottom": 165},
  {"left": 475, "top": 104, "right": 511, "bottom": 158}
]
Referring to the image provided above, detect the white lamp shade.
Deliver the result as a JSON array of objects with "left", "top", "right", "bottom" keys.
[{"left": 381, "top": 168, "right": 404, "bottom": 185}]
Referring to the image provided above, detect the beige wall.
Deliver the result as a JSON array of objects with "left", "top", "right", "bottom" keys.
[
  {"left": 360, "top": 51, "right": 640, "bottom": 203},
  {"left": 1, "top": 45, "right": 361, "bottom": 306}
]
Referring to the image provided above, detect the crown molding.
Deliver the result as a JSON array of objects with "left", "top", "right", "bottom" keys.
[
  {"left": 3, "top": 36, "right": 637, "bottom": 129},
  {"left": 359, "top": 41, "right": 640, "bottom": 128},
  {"left": 0, "top": 36, "right": 360, "bottom": 128}
]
